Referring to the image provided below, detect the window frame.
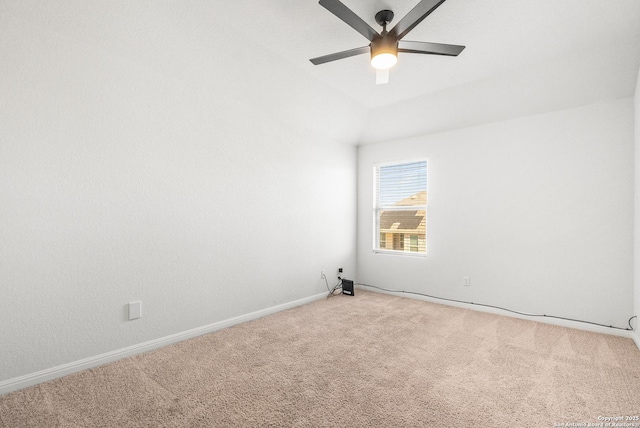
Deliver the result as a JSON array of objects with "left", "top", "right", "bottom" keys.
[{"left": 373, "top": 158, "right": 428, "bottom": 257}]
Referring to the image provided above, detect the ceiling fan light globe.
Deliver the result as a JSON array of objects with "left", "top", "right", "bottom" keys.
[
  {"left": 370, "top": 35, "right": 398, "bottom": 70},
  {"left": 371, "top": 52, "right": 397, "bottom": 70}
]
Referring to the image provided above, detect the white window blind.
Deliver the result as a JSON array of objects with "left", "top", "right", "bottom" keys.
[{"left": 374, "top": 160, "right": 427, "bottom": 254}]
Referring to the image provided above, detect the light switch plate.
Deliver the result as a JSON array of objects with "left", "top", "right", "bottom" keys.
[{"left": 128, "top": 301, "right": 142, "bottom": 320}]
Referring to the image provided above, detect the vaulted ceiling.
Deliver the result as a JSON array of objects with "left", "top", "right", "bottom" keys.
[
  {"left": 3, "top": 0, "right": 640, "bottom": 144},
  {"left": 260, "top": 0, "right": 640, "bottom": 142}
]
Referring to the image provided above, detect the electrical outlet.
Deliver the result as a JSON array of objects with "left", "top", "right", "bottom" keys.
[
  {"left": 321, "top": 270, "right": 325, "bottom": 279},
  {"left": 338, "top": 267, "right": 343, "bottom": 279},
  {"left": 463, "top": 276, "right": 470, "bottom": 287}
]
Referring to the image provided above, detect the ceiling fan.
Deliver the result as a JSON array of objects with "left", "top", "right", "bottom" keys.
[{"left": 309, "top": 0, "right": 465, "bottom": 84}]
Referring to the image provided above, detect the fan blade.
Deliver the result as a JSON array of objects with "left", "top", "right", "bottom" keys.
[
  {"left": 310, "top": 46, "right": 370, "bottom": 65},
  {"left": 319, "top": 0, "right": 379, "bottom": 42},
  {"left": 376, "top": 69, "right": 389, "bottom": 85},
  {"left": 399, "top": 40, "right": 465, "bottom": 56},
  {"left": 389, "top": 0, "right": 447, "bottom": 40}
]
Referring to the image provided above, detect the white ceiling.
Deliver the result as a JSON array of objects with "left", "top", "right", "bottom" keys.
[
  {"left": 227, "top": 0, "right": 640, "bottom": 105},
  {"left": 226, "top": 0, "right": 640, "bottom": 142},
  {"left": 3, "top": 0, "right": 640, "bottom": 144}
]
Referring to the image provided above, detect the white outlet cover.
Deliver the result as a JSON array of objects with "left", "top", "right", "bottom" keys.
[{"left": 129, "top": 301, "right": 142, "bottom": 320}]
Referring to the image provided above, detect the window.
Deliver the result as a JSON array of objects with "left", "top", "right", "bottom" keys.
[{"left": 374, "top": 160, "right": 427, "bottom": 254}]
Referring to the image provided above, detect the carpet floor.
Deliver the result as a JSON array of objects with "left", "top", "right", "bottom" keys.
[{"left": 1, "top": 290, "right": 639, "bottom": 427}]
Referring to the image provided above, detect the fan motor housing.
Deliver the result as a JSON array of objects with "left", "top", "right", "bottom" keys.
[{"left": 370, "top": 35, "right": 398, "bottom": 61}]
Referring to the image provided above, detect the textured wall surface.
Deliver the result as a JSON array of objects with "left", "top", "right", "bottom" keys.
[
  {"left": 0, "top": 3, "right": 358, "bottom": 383},
  {"left": 634, "top": 68, "right": 640, "bottom": 343},
  {"left": 358, "top": 99, "right": 635, "bottom": 329}
]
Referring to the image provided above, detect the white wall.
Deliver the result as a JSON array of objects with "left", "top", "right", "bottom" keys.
[
  {"left": 634, "top": 68, "right": 640, "bottom": 345},
  {"left": 0, "top": 5, "right": 358, "bottom": 384},
  {"left": 358, "top": 99, "right": 635, "bottom": 329}
]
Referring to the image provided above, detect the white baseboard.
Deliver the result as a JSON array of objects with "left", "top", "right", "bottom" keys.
[
  {"left": 632, "top": 330, "right": 640, "bottom": 351},
  {"left": 0, "top": 292, "right": 327, "bottom": 396},
  {"left": 358, "top": 284, "right": 636, "bottom": 341}
]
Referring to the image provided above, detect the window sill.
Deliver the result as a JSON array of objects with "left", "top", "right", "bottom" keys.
[{"left": 373, "top": 249, "right": 427, "bottom": 258}]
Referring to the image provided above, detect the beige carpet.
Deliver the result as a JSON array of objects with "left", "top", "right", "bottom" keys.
[{"left": 1, "top": 290, "right": 639, "bottom": 427}]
